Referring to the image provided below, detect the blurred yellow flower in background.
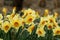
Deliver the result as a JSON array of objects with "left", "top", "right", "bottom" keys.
[
  {"left": 2, "top": 21, "right": 11, "bottom": 33},
  {"left": 54, "top": 12, "right": 58, "bottom": 18},
  {"left": 2, "top": 8, "right": 7, "bottom": 16},
  {"left": 44, "top": 9, "right": 49, "bottom": 16},
  {"left": 12, "top": 7, "right": 16, "bottom": 13},
  {"left": 36, "top": 28, "right": 46, "bottom": 37},
  {"left": 53, "top": 27, "right": 60, "bottom": 36},
  {"left": 35, "top": 11, "right": 40, "bottom": 18},
  {"left": 0, "top": 14, "right": 3, "bottom": 20}
]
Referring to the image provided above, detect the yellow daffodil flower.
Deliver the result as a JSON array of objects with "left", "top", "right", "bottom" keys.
[
  {"left": 44, "top": 9, "right": 49, "bottom": 16},
  {"left": 25, "top": 15, "right": 35, "bottom": 25},
  {"left": 2, "top": 21, "right": 11, "bottom": 33},
  {"left": 47, "top": 23, "right": 53, "bottom": 30},
  {"left": 48, "top": 16, "right": 55, "bottom": 23},
  {"left": 39, "top": 17, "right": 48, "bottom": 28},
  {"left": 53, "top": 22, "right": 58, "bottom": 28},
  {"left": 53, "top": 27, "right": 60, "bottom": 36},
  {"left": 22, "top": 8, "right": 36, "bottom": 18},
  {"left": 36, "top": 28, "right": 46, "bottom": 37},
  {"left": 11, "top": 18, "right": 21, "bottom": 30}
]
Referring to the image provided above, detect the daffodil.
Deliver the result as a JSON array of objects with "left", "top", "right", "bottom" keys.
[
  {"left": 39, "top": 17, "right": 48, "bottom": 28},
  {"left": 27, "top": 23, "right": 35, "bottom": 34},
  {"left": 0, "top": 20, "right": 3, "bottom": 29},
  {"left": 54, "top": 12, "right": 58, "bottom": 18},
  {"left": 12, "top": 7, "right": 16, "bottom": 13},
  {"left": 7, "top": 7, "right": 16, "bottom": 20},
  {"left": 48, "top": 16, "right": 56, "bottom": 23},
  {"left": 44, "top": 9, "right": 49, "bottom": 16},
  {"left": 0, "top": 14, "right": 3, "bottom": 20},
  {"left": 35, "top": 11, "right": 40, "bottom": 18},
  {"left": 21, "top": 18, "right": 25, "bottom": 28},
  {"left": 53, "top": 22, "right": 58, "bottom": 28},
  {"left": 53, "top": 27, "right": 60, "bottom": 36},
  {"left": 47, "top": 23, "right": 53, "bottom": 30},
  {"left": 13, "top": 14, "right": 20, "bottom": 19},
  {"left": 11, "top": 18, "right": 21, "bottom": 30},
  {"left": 22, "top": 8, "right": 36, "bottom": 18},
  {"left": 6, "top": 14, "right": 15, "bottom": 22},
  {"left": 27, "top": 8, "right": 35, "bottom": 15},
  {"left": 2, "top": 8, "right": 7, "bottom": 16},
  {"left": 2, "top": 21, "right": 11, "bottom": 33},
  {"left": 36, "top": 28, "right": 46, "bottom": 37},
  {"left": 24, "top": 15, "right": 35, "bottom": 25},
  {"left": 10, "top": 13, "right": 15, "bottom": 19},
  {"left": 22, "top": 10, "right": 28, "bottom": 18}
]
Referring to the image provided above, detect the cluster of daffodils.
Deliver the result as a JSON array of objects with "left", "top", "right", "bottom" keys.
[{"left": 0, "top": 7, "right": 60, "bottom": 38}]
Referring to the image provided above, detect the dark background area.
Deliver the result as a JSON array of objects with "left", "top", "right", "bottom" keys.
[{"left": 0, "top": 0, "right": 60, "bottom": 14}]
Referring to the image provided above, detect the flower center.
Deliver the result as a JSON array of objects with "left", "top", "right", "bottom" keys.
[
  {"left": 31, "top": 26, "right": 34, "bottom": 31},
  {"left": 48, "top": 25, "right": 52, "bottom": 29},
  {"left": 14, "top": 22, "right": 19, "bottom": 27},
  {"left": 49, "top": 19, "right": 53, "bottom": 23},
  {"left": 41, "top": 21, "right": 45, "bottom": 25},
  {"left": 5, "top": 25, "right": 9, "bottom": 30},
  {"left": 28, "top": 18, "right": 32, "bottom": 22},
  {"left": 38, "top": 30, "right": 42, "bottom": 34},
  {"left": 56, "top": 30, "right": 60, "bottom": 34}
]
